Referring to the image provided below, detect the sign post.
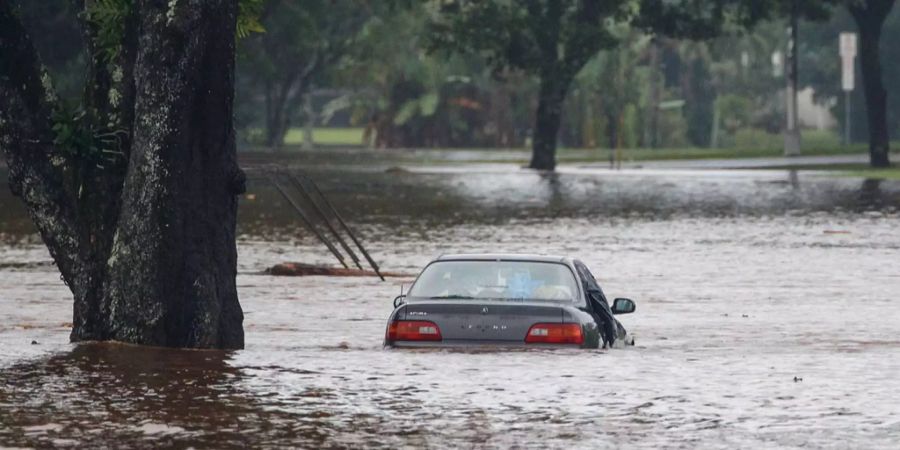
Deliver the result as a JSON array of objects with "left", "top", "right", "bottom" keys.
[
  {"left": 840, "top": 33, "right": 857, "bottom": 146},
  {"left": 784, "top": 13, "right": 801, "bottom": 157}
]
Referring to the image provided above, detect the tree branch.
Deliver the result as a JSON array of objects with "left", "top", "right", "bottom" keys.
[
  {"left": 0, "top": 1, "right": 85, "bottom": 290},
  {"left": 560, "top": 0, "right": 610, "bottom": 79}
]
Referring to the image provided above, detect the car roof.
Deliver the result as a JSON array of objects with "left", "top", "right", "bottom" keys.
[{"left": 434, "top": 253, "right": 573, "bottom": 264}]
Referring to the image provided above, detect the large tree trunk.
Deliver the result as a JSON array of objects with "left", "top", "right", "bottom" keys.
[
  {"left": 529, "top": 75, "right": 569, "bottom": 171},
  {"left": 849, "top": 0, "right": 895, "bottom": 168},
  {"left": 0, "top": 0, "right": 245, "bottom": 349}
]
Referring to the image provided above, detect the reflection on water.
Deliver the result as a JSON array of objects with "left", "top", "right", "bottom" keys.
[
  {"left": 859, "top": 178, "right": 885, "bottom": 210},
  {"left": 0, "top": 344, "right": 248, "bottom": 447},
  {"left": 2, "top": 154, "right": 900, "bottom": 447}
]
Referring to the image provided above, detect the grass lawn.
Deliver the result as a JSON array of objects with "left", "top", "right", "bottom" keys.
[
  {"left": 259, "top": 128, "right": 900, "bottom": 170},
  {"left": 555, "top": 145, "right": 869, "bottom": 163},
  {"left": 548, "top": 129, "right": 865, "bottom": 163},
  {"left": 744, "top": 162, "right": 900, "bottom": 179},
  {"left": 841, "top": 167, "right": 900, "bottom": 180},
  {"left": 282, "top": 127, "right": 364, "bottom": 146}
]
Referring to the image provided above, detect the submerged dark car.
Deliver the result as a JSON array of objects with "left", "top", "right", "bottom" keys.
[{"left": 384, "top": 254, "right": 636, "bottom": 349}]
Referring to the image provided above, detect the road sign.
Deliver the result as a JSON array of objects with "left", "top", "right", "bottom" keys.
[
  {"left": 842, "top": 57, "right": 855, "bottom": 91},
  {"left": 840, "top": 33, "right": 857, "bottom": 58},
  {"left": 771, "top": 51, "right": 784, "bottom": 77},
  {"left": 840, "top": 33, "right": 857, "bottom": 92}
]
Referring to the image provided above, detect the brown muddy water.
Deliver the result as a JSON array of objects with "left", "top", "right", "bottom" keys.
[{"left": 2, "top": 153, "right": 900, "bottom": 448}]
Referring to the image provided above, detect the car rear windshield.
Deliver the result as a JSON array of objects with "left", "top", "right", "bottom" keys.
[{"left": 408, "top": 260, "right": 580, "bottom": 303}]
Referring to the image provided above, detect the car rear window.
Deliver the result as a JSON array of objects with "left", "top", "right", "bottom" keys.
[{"left": 408, "top": 260, "right": 580, "bottom": 302}]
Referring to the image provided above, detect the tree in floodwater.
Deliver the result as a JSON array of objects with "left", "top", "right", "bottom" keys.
[
  {"left": 847, "top": 0, "right": 895, "bottom": 167},
  {"left": 428, "top": 1, "right": 628, "bottom": 170},
  {"left": 427, "top": 1, "right": 780, "bottom": 170},
  {"left": 0, "top": 0, "right": 254, "bottom": 348}
]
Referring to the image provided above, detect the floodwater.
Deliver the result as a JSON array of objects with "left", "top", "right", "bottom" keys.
[{"left": 2, "top": 151, "right": 900, "bottom": 448}]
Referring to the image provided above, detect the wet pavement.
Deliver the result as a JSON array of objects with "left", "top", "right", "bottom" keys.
[
  {"left": 2, "top": 153, "right": 900, "bottom": 448},
  {"left": 581, "top": 153, "right": 879, "bottom": 170}
]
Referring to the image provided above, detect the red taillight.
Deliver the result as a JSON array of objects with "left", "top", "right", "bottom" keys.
[
  {"left": 525, "top": 323, "right": 584, "bottom": 345},
  {"left": 387, "top": 320, "right": 442, "bottom": 342}
]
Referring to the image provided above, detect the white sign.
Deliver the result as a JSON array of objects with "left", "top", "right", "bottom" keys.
[
  {"left": 840, "top": 33, "right": 857, "bottom": 91},
  {"left": 840, "top": 33, "right": 857, "bottom": 58},
  {"left": 771, "top": 51, "right": 784, "bottom": 77},
  {"left": 842, "top": 57, "right": 855, "bottom": 91}
]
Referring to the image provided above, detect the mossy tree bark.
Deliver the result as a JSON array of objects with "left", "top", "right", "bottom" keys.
[{"left": 0, "top": 0, "right": 245, "bottom": 349}]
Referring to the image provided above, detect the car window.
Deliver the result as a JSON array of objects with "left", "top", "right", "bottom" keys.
[
  {"left": 408, "top": 260, "right": 580, "bottom": 303},
  {"left": 573, "top": 261, "right": 597, "bottom": 289},
  {"left": 574, "top": 260, "right": 607, "bottom": 301}
]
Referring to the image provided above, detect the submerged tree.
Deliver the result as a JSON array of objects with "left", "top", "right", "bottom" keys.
[
  {"left": 428, "top": 1, "right": 627, "bottom": 170},
  {"left": 428, "top": 0, "right": 776, "bottom": 170},
  {"left": 0, "top": 0, "right": 251, "bottom": 348}
]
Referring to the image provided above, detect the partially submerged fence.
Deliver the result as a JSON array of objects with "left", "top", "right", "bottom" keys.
[{"left": 246, "top": 168, "right": 384, "bottom": 281}]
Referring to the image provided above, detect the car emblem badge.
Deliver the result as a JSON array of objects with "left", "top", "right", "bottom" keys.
[{"left": 481, "top": 307, "right": 489, "bottom": 314}]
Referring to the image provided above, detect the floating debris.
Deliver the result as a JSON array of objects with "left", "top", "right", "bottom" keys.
[{"left": 267, "top": 262, "right": 410, "bottom": 278}]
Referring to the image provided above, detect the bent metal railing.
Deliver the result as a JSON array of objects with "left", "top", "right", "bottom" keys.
[{"left": 246, "top": 167, "right": 384, "bottom": 281}]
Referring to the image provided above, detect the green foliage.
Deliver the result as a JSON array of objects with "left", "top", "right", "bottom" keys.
[
  {"left": 86, "top": 0, "right": 265, "bottom": 51},
  {"left": 635, "top": 0, "right": 836, "bottom": 39},
  {"left": 731, "top": 127, "right": 781, "bottom": 149},
  {"left": 82, "top": 0, "right": 131, "bottom": 64},
  {"left": 577, "top": 33, "right": 648, "bottom": 147},
  {"left": 804, "top": 6, "right": 900, "bottom": 143},
  {"left": 622, "top": 103, "right": 640, "bottom": 148},
  {"left": 51, "top": 103, "right": 125, "bottom": 169},
  {"left": 394, "top": 93, "right": 439, "bottom": 125},
  {"left": 427, "top": 1, "right": 629, "bottom": 79},
  {"left": 237, "top": 0, "right": 266, "bottom": 39},
  {"left": 235, "top": 0, "right": 374, "bottom": 144},
  {"left": 716, "top": 94, "right": 753, "bottom": 134},
  {"left": 284, "top": 127, "right": 364, "bottom": 145},
  {"left": 658, "top": 109, "right": 689, "bottom": 147}
]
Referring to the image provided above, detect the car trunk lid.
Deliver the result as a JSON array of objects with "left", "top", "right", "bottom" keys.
[{"left": 402, "top": 301, "right": 565, "bottom": 343}]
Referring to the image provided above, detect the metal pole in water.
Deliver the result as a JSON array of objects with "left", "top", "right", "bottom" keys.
[
  {"left": 845, "top": 91, "right": 851, "bottom": 146},
  {"left": 783, "top": 7, "right": 802, "bottom": 157}
]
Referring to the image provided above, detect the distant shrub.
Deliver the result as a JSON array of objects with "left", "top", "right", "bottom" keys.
[
  {"left": 658, "top": 111, "right": 688, "bottom": 148},
  {"left": 732, "top": 128, "right": 780, "bottom": 150},
  {"left": 802, "top": 129, "right": 842, "bottom": 150},
  {"left": 622, "top": 104, "right": 640, "bottom": 149},
  {"left": 716, "top": 94, "right": 753, "bottom": 135}
]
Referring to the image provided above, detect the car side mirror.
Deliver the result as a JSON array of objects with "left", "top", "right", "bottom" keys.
[
  {"left": 612, "top": 298, "right": 635, "bottom": 315},
  {"left": 393, "top": 295, "right": 407, "bottom": 308}
]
